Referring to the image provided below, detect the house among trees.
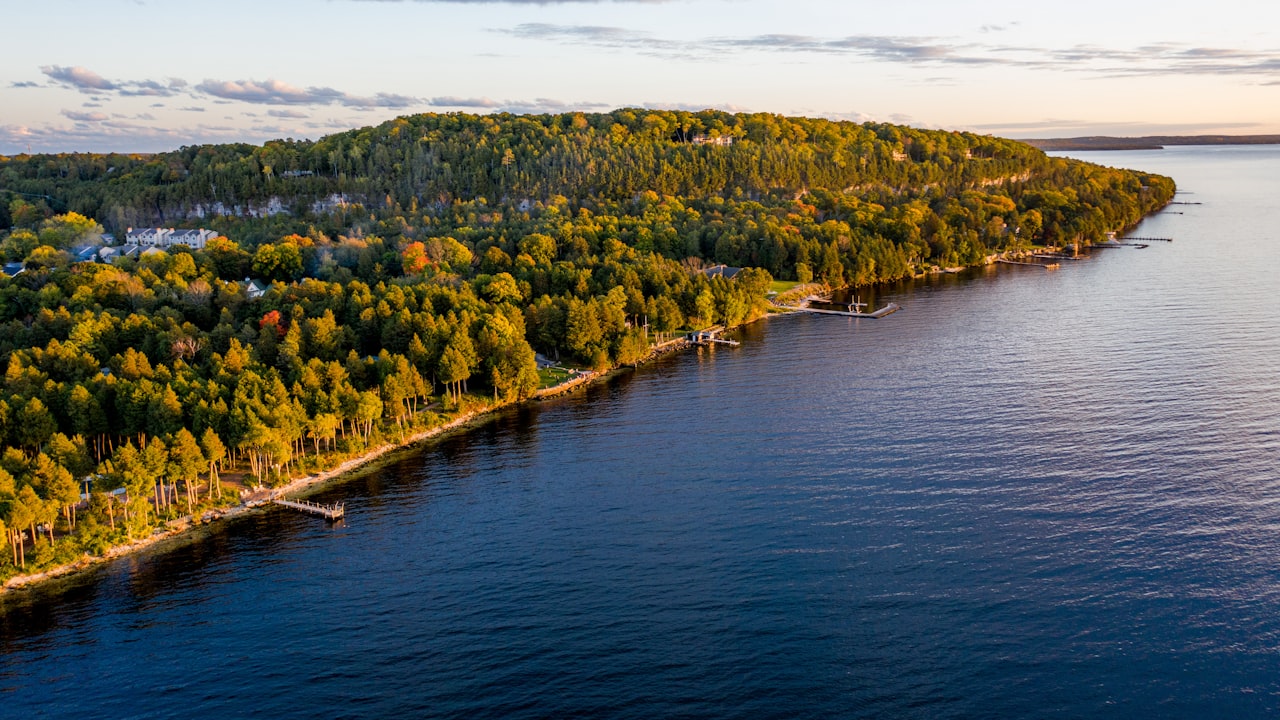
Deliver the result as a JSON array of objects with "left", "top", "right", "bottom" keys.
[
  {"left": 700, "top": 264, "right": 743, "bottom": 279},
  {"left": 690, "top": 134, "right": 734, "bottom": 147},
  {"left": 73, "top": 246, "right": 101, "bottom": 264},
  {"left": 125, "top": 227, "right": 219, "bottom": 250},
  {"left": 102, "top": 245, "right": 142, "bottom": 264},
  {"left": 241, "top": 277, "right": 270, "bottom": 299},
  {"left": 3, "top": 261, "right": 25, "bottom": 278}
]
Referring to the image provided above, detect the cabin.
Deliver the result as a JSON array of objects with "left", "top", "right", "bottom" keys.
[{"left": 2, "top": 262, "right": 26, "bottom": 278}]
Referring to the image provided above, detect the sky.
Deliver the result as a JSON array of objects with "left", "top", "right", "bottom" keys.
[{"left": 3, "top": 0, "right": 1279, "bottom": 154}]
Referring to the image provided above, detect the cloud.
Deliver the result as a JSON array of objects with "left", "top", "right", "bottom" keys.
[
  {"left": 195, "top": 78, "right": 422, "bottom": 108},
  {"left": 195, "top": 78, "right": 325, "bottom": 104},
  {"left": 10, "top": 81, "right": 42, "bottom": 89},
  {"left": 428, "top": 96, "right": 502, "bottom": 108},
  {"left": 41, "top": 65, "right": 117, "bottom": 93},
  {"left": 0, "top": 119, "right": 305, "bottom": 154},
  {"left": 119, "top": 79, "right": 182, "bottom": 97},
  {"left": 642, "top": 101, "right": 750, "bottom": 113},
  {"left": 502, "top": 22, "right": 700, "bottom": 59},
  {"left": 40, "top": 65, "right": 187, "bottom": 97},
  {"left": 180, "top": 106, "right": 206, "bottom": 112},
  {"left": 268, "top": 109, "right": 310, "bottom": 118},
  {"left": 401, "top": 94, "right": 609, "bottom": 113},
  {"left": 61, "top": 110, "right": 110, "bottom": 122},
  {"left": 497, "top": 98, "right": 613, "bottom": 114},
  {"left": 502, "top": 23, "right": 1280, "bottom": 80},
  {"left": 503, "top": 24, "right": 983, "bottom": 63}
]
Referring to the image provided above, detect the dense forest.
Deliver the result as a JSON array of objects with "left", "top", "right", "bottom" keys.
[{"left": 0, "top": 109, "right": 1174, "bottom": 580}]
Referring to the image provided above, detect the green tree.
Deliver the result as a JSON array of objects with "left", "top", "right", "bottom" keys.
[
  {"left": 167, "top": 428, "right": 205, "bottom": 514},
  {"left": 200, "top": 428, "right": 226, "bottom": 499}
]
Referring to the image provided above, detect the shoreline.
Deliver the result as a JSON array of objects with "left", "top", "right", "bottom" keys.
[
  {"left": 0, "top": 329, "right": 701, "bottom": 598},
  {"left": 1, "top": 224, "right": 1169, "bottom": 598}
]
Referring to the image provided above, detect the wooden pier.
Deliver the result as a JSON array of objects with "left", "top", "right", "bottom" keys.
[
  {"left": 1121, "top": 237, "right": 1173, "bottom": 242},
  {"left": 274, "top": 498, "right": 345, "bottom": 520},
  {"left": 996, "top": 259, "right": 1059, "bottom": 270},
  {"left": 781, "top": 302, "right": 900, "bottom": 318}
]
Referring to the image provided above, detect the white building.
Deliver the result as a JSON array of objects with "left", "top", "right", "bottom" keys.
[
  {"left": 125, "top": 227, "right": 219, "bottom": 249},
  {"left": 241, "top": 278, "right": 270, "bottom": 299}
]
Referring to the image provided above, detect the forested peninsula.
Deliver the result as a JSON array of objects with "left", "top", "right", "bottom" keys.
[{"left": 0, "top": 110, "right": 1174, "bottom": 588}]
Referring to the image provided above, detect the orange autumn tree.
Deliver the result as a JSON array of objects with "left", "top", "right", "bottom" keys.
[{"left": 401, "top": 241, "right": 431, "bottom": 274}]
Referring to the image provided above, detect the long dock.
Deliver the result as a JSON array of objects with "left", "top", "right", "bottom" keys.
[
  {"left": 996, "top": 259, "right": 1060, "bottom": 269},
  {"left": 274, "top": 498, "right": 345, "bottom": 520},
  {"left": 780, "top": 302, "right": 900, "bottom": 318},
  {"left": 1122, "top": 236, "right": 1173, "bottom": 242}
]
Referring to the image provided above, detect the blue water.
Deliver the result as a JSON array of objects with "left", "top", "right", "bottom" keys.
[{"left": 3, "top": 146, "right": 1280, "bottom": 718}]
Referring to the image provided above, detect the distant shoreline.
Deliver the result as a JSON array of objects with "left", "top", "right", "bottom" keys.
[{"left": 1023, "top": 135, "right": 1280, "bottom": 152}]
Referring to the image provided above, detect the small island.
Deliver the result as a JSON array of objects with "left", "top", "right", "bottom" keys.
[{"left": 0, "top": 110, "right": 1175, "bottom": 591}]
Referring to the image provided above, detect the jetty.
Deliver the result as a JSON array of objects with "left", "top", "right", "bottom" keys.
[
  {"left": 1122, "top": 237, "right": 1173, "bottom": 242},
  {"left": 800, "top": 302, "right": 900, "bottom": 318},
  {"left": 274, "top": 498, "right": 345, "bottom": 521},
  {"left": 778, "top": 301, "right": 900, "bottom": 318},
  {"left": 996, "top": 259, "right": 1059, "bottom": 270}
]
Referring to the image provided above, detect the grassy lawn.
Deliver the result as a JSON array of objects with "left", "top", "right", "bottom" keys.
[
  {"left": 769, "top": 279, "right": 801, "bottom": 294},
  {"left": 537, "top": 366, "right": 576, "bottom": 388}
]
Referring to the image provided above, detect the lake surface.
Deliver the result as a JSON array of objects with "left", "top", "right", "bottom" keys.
[{"left": 4, "top": 146, "right": 1280, "bottom": 718}]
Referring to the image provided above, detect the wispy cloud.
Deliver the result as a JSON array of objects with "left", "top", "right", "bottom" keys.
[
  {"left": 42, "top": 65, "right": 116, "bottom": 93},
  {"left": 10, "top": 81, "right": 42, "bottom": 89},
  {"left": 428, "top": 96, "right": 502, "bottom": 108},
  {"left": 421, "top": 95, "right": 610, "bottom": 113},
  {"left": 268, "top": 108, "right": 310, "bottom": 119},
  {"left": 119, "top": 78, "right": 188, "bottom": 97},
  {"left": 498, "top": 98, "right": 613, "bottom": 114},
  {"left": 502, "top": 23, "right": 1280, "bottom": 80},
  {"left": 41, "top": 65, "right": 188, "bottom": 97},
  {"left": 505, "top": 23, "right": 686, "bottom": 57},
  {"left": 194, "top": 78, "right": 421, "bottom": 108},
  {"left": 61, "top": 110, "right": 110, "bottom": 123},
  {"left": 642, "top": 101, "right": 750, "bottom": 113},
  {"left": 0, "top": 119, "right": 305, "bottom": 154}
]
